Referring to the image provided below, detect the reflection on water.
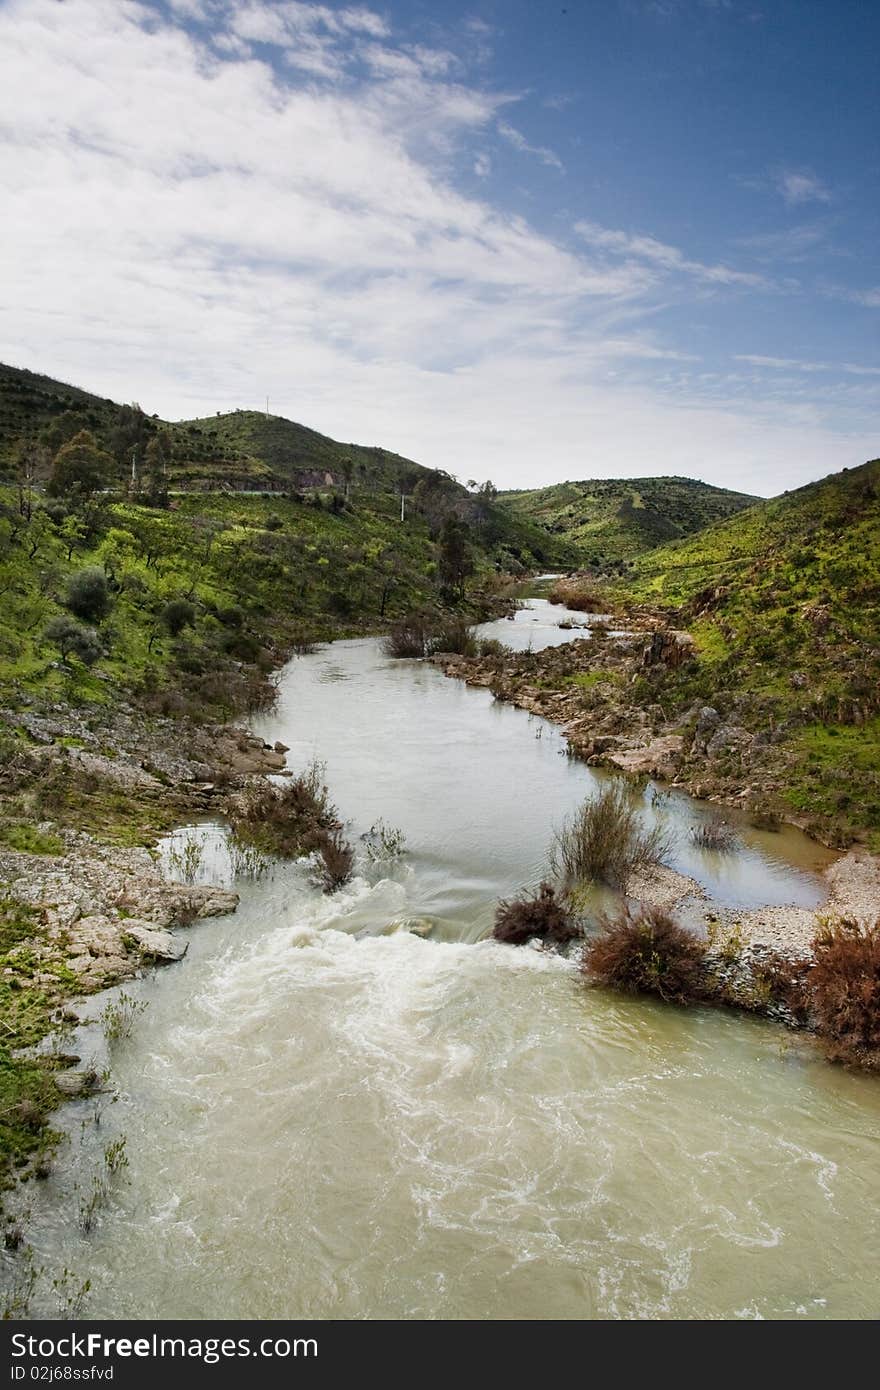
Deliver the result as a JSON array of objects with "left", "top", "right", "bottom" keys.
[
  {"left": 11, "top": 614, "right": 880, "bottom": 1323},
  {"left": 475, "top": 597, "right": 621, "bottom": 653}
]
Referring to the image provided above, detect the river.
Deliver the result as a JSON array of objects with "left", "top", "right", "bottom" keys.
[{"left": 11, "top": 603, "right": 880, "bottom": 1320}]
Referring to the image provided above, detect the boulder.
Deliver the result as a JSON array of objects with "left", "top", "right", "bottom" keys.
[{"left": 123, "top": 923, "right": 188, "bottom": 962}]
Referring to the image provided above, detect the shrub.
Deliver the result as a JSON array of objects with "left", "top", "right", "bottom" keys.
[
  {"left": 547, "top": 580, "right": 606, "bottom": 613},
  {"left": 426, "top": 619, "right": 477, "bottom": 657},
  {"left": 808, "top": 917, "right": 880, "bottom": 1065},
  {"left": 315, "top": 830, "right": 355, "bottom": 893},
  {"left": 44, "top": 615, "right": 102, "bottom": 666},
  {"left": 551, "top": 782, "right": 669, "bottom": 889},
  {"left": 383, "top": 612, "right": 431, "bottom": 658},
  {"left": 476, "top": 638, "right": 511, "bottom": 658},
  {"left": 493, "top": 882, "right": 578, "bottom": 945},
  {"left": 689, "top": 811, "right": 738, "bottom": 852},
  {"left": 216, "top": 605, "right": 244, "bottom": 629},
  {"left": 290, "top": 630, "right": 318, "bottom": 655},
  {"left": 64, "top": 567, "right": 111, "bottom": 622},
  {"left": 582, "top": 905, "right": 707, "bottom": 1004},
  {"left": 161, "top": 599, "right": 196, "bottom": 636},
  {"left": 228, "top": 761, "right": 339, "bottom": 858}
]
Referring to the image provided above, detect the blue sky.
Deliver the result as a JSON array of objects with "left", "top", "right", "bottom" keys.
[{"left": 0, "top": 0, "right": 877, "bottom": 493}]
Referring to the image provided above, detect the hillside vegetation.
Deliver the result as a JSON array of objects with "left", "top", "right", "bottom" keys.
[
  {"left": 0, "top": 362, "right": 424, "bottom": 492},
  {"left": 499, "top": 475, "right": 756, "bottom": 566},
  {"left": 0, "top": 364, "right": 578, "bottom": 727},
  {"left": 619, "top": 458, "right": 880, "bottom": 838}
]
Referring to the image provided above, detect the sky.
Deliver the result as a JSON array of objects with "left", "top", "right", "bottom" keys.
[{"left": 1, "top": 0, "right": 877, "bottom": 495}]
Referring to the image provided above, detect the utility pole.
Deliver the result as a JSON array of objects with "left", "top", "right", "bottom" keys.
[
  {"left": 266, "top": 396, "right": 270, "bottom": 418},
  {"left": 131, "top": 448, "right": 137, "bottom": 490}
]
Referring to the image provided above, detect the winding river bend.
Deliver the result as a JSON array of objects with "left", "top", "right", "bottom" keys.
[{"left": 19, "top": 604, "right": 880, "bottom": 1320}]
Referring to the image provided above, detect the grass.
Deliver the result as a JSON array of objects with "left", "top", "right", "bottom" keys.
[
  {"left": 0, "top": 895, "right": 80, "bottom": 1198},
  {"left": 550, "top": 782, "right": 669, "bottom": 889},
  {"left": 0, "top": 822, "right": 63, "bottom": 856}
]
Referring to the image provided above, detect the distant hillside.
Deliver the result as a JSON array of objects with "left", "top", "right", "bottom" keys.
[
  {"left": 0, "top": 361, "right": 574, "bottom": 573},
  {"left": 0, "top": 362, "right": 431, "bottom": 494},
  {"left": 498, "top": 476, "right": 757, "bottom": 566}
]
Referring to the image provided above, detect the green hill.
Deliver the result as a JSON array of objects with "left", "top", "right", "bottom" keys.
[
  {"left": 498, "top": 475, "right": 757, "bottom": 566},
  {"left": 0, "top": 361, "right": 434, "bottom": 493},
  {"left": 0, "top": 360, "right": 572, "bottom": 570},
  {"left": 622, "top": 458, "right": 880, "bottom": 840}
]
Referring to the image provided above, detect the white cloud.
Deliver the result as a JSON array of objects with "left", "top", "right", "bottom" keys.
[
  {"left": 736, "top": 222, "right": 828, "bottom": 261},
  {"left": 575, "top": 221, "right": 765, "bottom": 287},
  {"left": 497, "top": 121, "right": 564, "bottom": 172},
  {"left": 842, "top": 287, "right": 880, "bottom": 309},
  {"left": 776, "top": 169, "right": 831, "bottom": 204},
  {"left": 736, "top": 355, "right": 880, "bottom": 377},
  {"left": 0, "top": 0, "right": 870, "bottom": 497}
]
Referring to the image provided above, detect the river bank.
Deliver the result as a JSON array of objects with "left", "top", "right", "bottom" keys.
[{"left": 0, "top": 695, "right": 289, "bottom": 1198}]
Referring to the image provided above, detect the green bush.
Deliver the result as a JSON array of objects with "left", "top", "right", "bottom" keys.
[
  {"left": 43, "top": 615, "right": 102, "bottom": 666},
  {"left": 64, "top": 567, "right": 111, "bottom": 622},
  {"left": 161, "top": 599, "right": 196, "bottom": 636},
  {"left": 551, "top": 782, "right": 668, "bottom": 889}
]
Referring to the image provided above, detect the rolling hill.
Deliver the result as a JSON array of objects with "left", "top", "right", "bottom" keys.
[
  {"left": 0, "top": 360, "right": 575, "bottom": 573},
  {"left": 498, "top": 476, "right": 757, "bottom": 566},
  {"left": 0, "top": 361, "right": 433, "bottom": 494}
]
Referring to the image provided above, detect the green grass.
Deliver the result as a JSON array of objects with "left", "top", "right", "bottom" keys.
[
  {"left": 0, "top": 822, "right": 63, "bottom": 856},
  {"left": 614, "top": 458, "right": 880, "bottom": 843}
]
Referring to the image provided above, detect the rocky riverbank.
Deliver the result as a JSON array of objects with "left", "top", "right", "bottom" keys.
[
  {"left": 0, "top": 695, "right": 291, "bottom": 1196},
  {"left": 433, "top": 622, "right": 840, "bottom": 839}
]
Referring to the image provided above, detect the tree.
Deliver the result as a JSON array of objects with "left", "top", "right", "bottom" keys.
[
  {"left": 110, "top": 403, "right": 150, "bottom": 473},
  {"left": 48, "top": 430, "right": 114, "bottom": 499},
  {"left": 339, "top": 457, "right": 354, "bottom": 501},
  {"left": 437, "top": 516, "right": 474, "bottom": 599},
  {"left": 39, "top": 410, "right": 91, "bottom": 459},
  {"left": 64, "top": 567, "right": 111, "bottom": 622},
  {"left": 161, "top": 599, "right": 196, "bottom": 636},
  {"left": 474, "top": 479, "right": 497, "bottom": 526},
  {"left": 144, "top": 433, "right": 171, "bottom": 507},
  {"left": 44, "top": 615, "right": 102, "bottom": 666}
]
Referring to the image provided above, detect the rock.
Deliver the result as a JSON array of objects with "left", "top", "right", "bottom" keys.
[
  {"left": 123, "top": 923, "right": 188, "bottom": 962},
  {"left": 55, "top": 1069, "right": 100, "bottom": 1098},
  {"left": 607, "top": 733, "right": 685, "bottom": 778},
  {"left": 705, "top": 724, "right": 753, "bottom": 757},
  {"left": 273, "top": 741, "right": 290, "bottom": 754},
  {"left": 642, "top": 629, "right": 695, "bottom": 669}
]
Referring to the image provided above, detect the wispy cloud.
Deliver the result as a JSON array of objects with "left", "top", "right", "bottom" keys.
[
  {"left": 776, "top": 169, "right": 831, "bottom": 204},
  {"left": 0, "top": 0, "right": 871, "bottom": 494},
  {"left": 736, "top": 354, "right": 880, "bottom": 376},
  {"left": 575, "top": 221, "right": 765, "bottom": 287},
  {"left": 497, "top": 121, "right": 564, "bottom": 171},
  {"left": 736, "top": 222, "right": 828, "bottom": 261}
]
